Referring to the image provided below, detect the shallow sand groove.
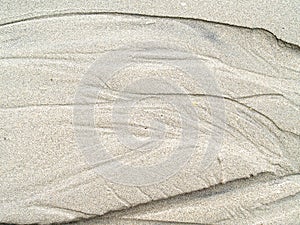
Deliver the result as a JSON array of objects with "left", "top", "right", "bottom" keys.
[
  {"left": 1, "top": 0, "right": 299, "bottom": 46},
  {"left": 0, "top": 11, "right": 299, "bottom": 225}
]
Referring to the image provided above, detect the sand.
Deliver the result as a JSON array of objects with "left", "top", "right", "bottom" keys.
[{"left": 0, "top": 1, "right": 299, "bottom": 224}]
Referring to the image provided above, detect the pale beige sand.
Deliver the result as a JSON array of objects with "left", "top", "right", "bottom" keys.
[
  {"left": 77, "top": 174, "right": 300, "bottom": 224},
  {"left": 0, "top": 2, "right": 299, "bottom": 225},
  {"left": 0, "top": 0, "right": 299, "bottom": 46}
]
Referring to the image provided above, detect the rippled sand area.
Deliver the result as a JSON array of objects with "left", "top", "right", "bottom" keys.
[{"left": 0, "top": 1, "right": 299, "bottom": 224}]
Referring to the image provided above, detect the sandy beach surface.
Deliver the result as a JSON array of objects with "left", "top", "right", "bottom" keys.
[{"left": 0, "top": 1, "right": 299, "bottom": 224}]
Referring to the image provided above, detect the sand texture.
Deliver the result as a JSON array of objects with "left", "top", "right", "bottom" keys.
[{"left": 0, "top": 1, "right": 299, "bottom": 225}]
